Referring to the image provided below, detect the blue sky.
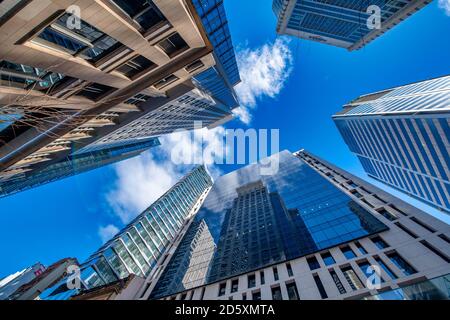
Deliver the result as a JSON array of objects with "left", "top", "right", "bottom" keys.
[{"left": 0, "top": 1, "right": 449, "bottom": 278}]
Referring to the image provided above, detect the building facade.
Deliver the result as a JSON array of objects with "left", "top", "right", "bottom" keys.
[
  {"left": 0, "top": 137, "right": 160, "bottom": 197},
  {"left": 272, "top": 0, "right": 431, "bottom": 50},
  {"left": 0, "top": 0, "right": 239, "bottom": 189},
  {"left": 38, "top": 165, "right": 213, "bottom": 300},
  {"left": 138, "top": 150, "right": 450, "bottom": 300},
  {"left": 0, "top": 262, "right": 46, "bottom": 300},
  {"left": 333, "top": 75, "right": 450, "bottom": 214}
]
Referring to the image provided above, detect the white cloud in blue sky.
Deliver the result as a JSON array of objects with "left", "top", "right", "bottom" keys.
[
  {"left": 98, "top": 224, "right": 120, "bottom": 243},
  {"left": 234, "top": 38, "right": 293, "bottom": 124},
  {"left": 438, "top": 0, "right": 450, "bottom": 15}
]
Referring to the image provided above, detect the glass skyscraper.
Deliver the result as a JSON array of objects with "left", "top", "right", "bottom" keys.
[
  {"left": 148, "top": 151, "right": 389, "bottom": 299},
  {"left": 0, "top": 138, "right": 160, "bottom": 198},
  {"left": 142, "top": 151, "right": 450, "bottom": 301},
  {"left": 334, "top": 75, "right": 450, "bottom": 214},
  {"left": 272, "top": 0, "right": 431, "bottom": 51},
  {"left": 39, "top": 165, "right": 213, "bottom": 300}
]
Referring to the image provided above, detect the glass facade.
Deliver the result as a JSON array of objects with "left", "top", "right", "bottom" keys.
[
  {"left": 334, "top": 75, "right": 450, "bottom": 213},
  {"left": 150, "top": 151, "right": 387, "bottom": 299},
  {"left": 0, "top": 138, "right": 161, "bottom": 197},
  {"left": 39, "top": 165, "right": 213, "bottom": 300}
]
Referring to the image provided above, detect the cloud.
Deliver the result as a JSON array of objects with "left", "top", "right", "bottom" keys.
[
  {"left": 439, "top": 0, "right": 450, "bottom": 15},
  {"left": 234, "top": 38, "right": 293, "bottom": 124},
  {"left": 106, "top": 127, "right": 228, "bottom": 224},
  {"left": 98, "top": 224, "right": 120, "bottom": 243}
]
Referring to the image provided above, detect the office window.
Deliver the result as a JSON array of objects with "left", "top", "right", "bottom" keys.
[
  {"left": 116, "top": 55, "right": 156, "bottom": 78},
  {"left": 377, "top": 208, "right": 397, "bottom": 221},
  {"left": 286, "top": 282, "right": 300, "bottom": 300},
  {"left": 286, "top": 263, "right": 294, "bottom": 277},
  {"left": 158, "top": 33, "right": 189, "bottom": 57},
  {"left": 371, "top": 236, "right": 389, "bottom": 250},
  {"left": 341, "top": 246, "right": 356, "bottom": 259},
  {"left": 218, "top": 282, "right": 226, "bottom": 296},
  {"left": 185, "top": 60, "right": 205, "bottom": 73},
  {"left": 358, "top": 260, "right": 384, "bottom": 283},
  {"left": 111, "top": 0, "right": 166, "bottom": 31},
  {"left": 271, "top": 286, "right": 283, "bottom": 300},
  {"left": 231, "top": 279, "right": 239, "bottom": 293},
  {"left": 420, "top": 241, "right": 450, "bottom": 263},
  {"left": 313, "top": 275, "right": 328, "bottom": 299},
  {"left": 386, "top": 252, "right": 417, "bottom": 276},
  {"left": 438, "top": 234, "right": 450, "bottom": 244},
  {"left": 248, "top": 274, "right": 256, "bottom": 288},
  {"left": 329, "top": 270, "right": 346, "bottom": 294},
  {"left": 260, "top": 271, "right": 265, "bottom": 285},
  {"left": 252, "top": 290, "right": 261, "bottom": 301},
  {"left": 321, "top": 252, "right": 336, "bottom": 266},
  {"left": 273, "top": 267, "right": 279, "bottom": 281},
  {"left": 36, "top": 13, "right": 122, "bottom": 63},
  {"left": 77, "top": 83, "right": 115, "bottom": 101},
  {"left": 154, "top": 74, "right": 179, "bottom": 89},
  {"left": 410, "top": 217, "right": 436, "bottom": 233},
  {"left": 307, "top": 256, "right": 320, "bottom": 270},
  {"left": 355, "top": 242, "right": 368, "bottom": 255},
  {"left": 125, "top": 93, "right": 152, "bottom": 105},
  {"left": 395, "top": 222, "right": 418, "bottom": 239},
  {"left": 341, "top": 266, "right": 364, "bottom": 290},
  {"left": 375, "top": 257, "right": 398, "bottom": 280}
]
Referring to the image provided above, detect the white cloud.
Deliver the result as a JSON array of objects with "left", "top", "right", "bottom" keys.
[
  {"left": 106, "top": 127, "right": 227, "bottom": 224},
  {"left": 439, "top": 0, "right": 450, "bottom": 16},
  {"left": 98, "top": 224, "right": 120, "bottom": 243},
  {"left": 234, "top": 38, "right": 293, "bottom": 124}
]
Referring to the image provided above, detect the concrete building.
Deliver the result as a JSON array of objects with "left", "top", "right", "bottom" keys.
[
  {"left": 272, "top": 0, "right": 431, "bottom": 51},
  {"left": 137, "top": 150, "right": 450, "bottom": 300},
  {"left": 333, "top": 75, "right": 450, "bottom": 214},
  {"left": 0, "top": 262, "right": 46, "bottom": 300},
  {"left": 38, "top": 165, "right": 213, "bottom": 300},
  {"left": 0, "top": 0, "right": 239, "bottom": 188}
]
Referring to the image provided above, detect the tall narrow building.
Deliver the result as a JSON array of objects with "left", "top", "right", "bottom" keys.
[
  {"left": 272, "top": 0, "right": 431, "bottom": 50},
  {"left": 333, "top": 75, "right": 450, "bottom": 214},
  {"left": 140, "top": 150, "right": 450, "bottom": 301},
  {"left": 39, "top": 165, "right": 213, "bottom": 300}
]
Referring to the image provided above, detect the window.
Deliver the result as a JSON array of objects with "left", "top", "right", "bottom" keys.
[
  {"left": 410, "top": 217, "right": 436, "bottom": 233},
  {"left": 111, "top": 0, "right": 167, "bottom": 31},
  {"left": 77, "top": 83, "right": 115, "bottom": 101},
  {"left": 260, "top": 271, "right": 265, "bottom": 285},
  {"left": 355, "top": 242, "right": 368, "bottom": 255},
  {"left": 438, "top": 234, "right": 450, "bottom": 244},
  {"left": 371, "top": 236, "right": 389, "bottom": 250},
  {"left": 273, "top": 267, "right": 279, "bottom": 281},
  {"left": 231, "top": 279, "right": 239, "bottom": 293},
  {"left": 158, "top": 33, "right": 189, "bottom": 57},
  {"left": 116, "top": 55, "right": 156, "bottom": 79},
  {"left": 252, "top": 290, "right": 261, "bottom": 301},
  {"left": 395, "top": 222, "right": 418, "bottom": 239},
  {"left": 125, "top": 93, "right": 152, "bottom": 105},
  {"left": 185, "top": 60, "right": 205, "bottom": 73},
  {"left": 420, "top": 240, "right": 450, "bottom": 263},
  {"left": 321, "top": 252, "right": 336, "bottom": 266},
  {"left": 358, "top": 260, "right": 384, "bottom": 284},
  {"left": 341, "top": 246, "right": 356, "bottom": 259},
  {"left": 154, "top": 74, "right": 179, "bottom": 89},
  {"left": 271, "top": 286, "right": 283, "bottom": 300},
  {"left": 341, "top": 266, "right": 364, "bottom": 290},
  {"left": 307, "top": 256, "right": 320, "bottom": 270},
  {"left": 375, "top": 257, "right": 398, "bottom": 280},
  {"left": 218, "top": 282, "right": 226, "bottom": 296},
  {"left": 313, "top": 275, "right": 328, "bottom": 299},
  {"left": 386, "top": 252, "right": 417, "bottom": 276},
  {"left": 377, "top": 208, "right": 397, "bottom": 221},
  {"left": 248, "top": 274, "right": 256, "bottom": 288},
  {"left": 329, "top": 270, "right": 346, "bottom": 294},
  {"left": 286, "top": 263, "right": 293, "bottom": 277},
  {"left": 286, "top": 282, "right": 300, "bottom": 300},
  {"left": 35, "top": 13, "right": 122, "bottom": 63}
]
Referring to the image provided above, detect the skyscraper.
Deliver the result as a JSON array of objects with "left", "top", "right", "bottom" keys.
[
  {"left": 140, "top": 150, "right": 450, "bottom": 300},
  {"left": 333, "top": 75, "right": 450, "bottom": 214},
  {"left": 0, "top": 137, "right": 160, "bottom": 197},
  {"left": 272, "top": 0, "right": 431, "bottom": 50},
  {"left": 0, "top": 0, "right": 240, "bottom": 188},
  {"left": 39, "top": 165, "right": 213, "bottom": 300}
]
